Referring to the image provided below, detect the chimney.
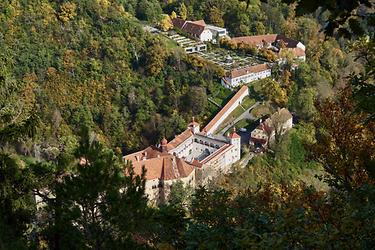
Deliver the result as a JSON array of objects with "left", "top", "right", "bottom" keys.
[{"left": 160, "top": 138, "right": 168, "bottom": 152}]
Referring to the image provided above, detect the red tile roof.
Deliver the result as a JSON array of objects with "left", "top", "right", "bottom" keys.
[
  {"left": 124, "top": 146, "right": 168, "bottom": 162},
  {"left": 182, "top": 22, "right": 205, "bottom": 37},
  {"left": 229, "top": 64, "right": 270, "bottom": 79},
  {"left": 203, "top": 85, "right": 249, "bottom": 134},
  {"left": 232, "top": 34, "right": 278, "bottom": 46},
  {"left": 124, "top": 147, "right": 195, "bottom": 181},
  {"left": 229, "top": 131, "right": 241, "bottom": 139},
  {"left": 228, "top": 127, "right": 241, "bottom": 139},
  {"left": 171, "top": 18, "right": 186, "bottom": 29},
  {"left": 189, "top": 121, "right": 199, "bottom": 127},
  {"left": 231, "top": 34, "right": 300, "bottom": 49},
  {"left": 190, "top": 20, "right": 206, "bottom": 26},
  {"left": 166, "top": 129, "right": 194, "bottom": 151}
]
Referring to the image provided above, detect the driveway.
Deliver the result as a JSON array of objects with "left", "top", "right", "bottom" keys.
[{"left": 217, "top": 102, "right": 260, "bottom": 136}]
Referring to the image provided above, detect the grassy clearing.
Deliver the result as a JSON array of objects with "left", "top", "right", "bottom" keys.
[
  {"left": 161, "top": 36, "right": 179, "bottom": 49},
  {"left": 241, "top": 96, "right": 256, "bottom": 109},
  {"left": 250, "top": 104, "right": 272, "bottom": 118},
  {"left": 208, "top": 86, "right": 233, "bottom": 107}
]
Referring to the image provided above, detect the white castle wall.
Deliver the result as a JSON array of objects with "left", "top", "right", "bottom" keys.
[{"left": 205, "top": 87, "right": 249, "bottom": 135}]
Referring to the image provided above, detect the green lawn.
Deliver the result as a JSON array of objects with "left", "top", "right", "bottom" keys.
[
  {"left": 241, "top": 96, "right": 256, "bottom": 109},
  {"left": 250, "top": 104, "right": 273, "bottom": 118},
  {"left": 235, "top": 119, "right": 251, "bottom": 129},
  {"left": 209, "top": 86, "right": 233, "bottom": 107},
  {"left": 165, "top": 39, "right": 179, "bottom": 49}
]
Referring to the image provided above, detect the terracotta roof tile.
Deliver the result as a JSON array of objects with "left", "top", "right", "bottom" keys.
[
  {"left": 125, "top": 152, "right": 195, "bottom": 181},
  {"left": 229, "top": 64, "right": 270, "bottom": 79},
  {"left": 182, "top": 22, "right": 205, "bottom": 37},
  {"left": 190, "top": 20, "right": 206, "bottom": 26},
  {"left": 166, "top": 129, "right": 194, "bottom": 151},
  {"left": 231, "top": 34, "right": 278, "bottom": 46},
  {"left": 124, "top": 146, "right": 168, "bottom": 163},
  {"left": 229, "top": 132, "right": 241, "bottom": 139},
  {"left": 231, "top": 34, "right": 300, "bottom": 49},
  {"left": 172, "top": 18, "right": 186, "bottom": 29}
]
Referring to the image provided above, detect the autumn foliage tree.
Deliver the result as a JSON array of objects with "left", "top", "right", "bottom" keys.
[{"left": 310, "top": 87, "right": 375, "bottom": 191}]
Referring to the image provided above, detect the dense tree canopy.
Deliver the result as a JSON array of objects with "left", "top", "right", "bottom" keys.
[{"left": 0, "top": 0, "right": 374, "bottom": 248}]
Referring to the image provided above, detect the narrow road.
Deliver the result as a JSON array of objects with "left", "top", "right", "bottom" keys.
[{"left": 217, "top": 102, "right": 260, "bottom": 135}]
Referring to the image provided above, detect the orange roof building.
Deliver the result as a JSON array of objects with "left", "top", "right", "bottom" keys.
[
  {"left": 231, "top": 34, "right": 306, "bottom": 61},
  {"left": 249, "top": 108, "right": 293, "bottom": 149},
  {"left": 221, "top": 63, "right": 272, "bottom": 88},
  {"left": 124, "top": 116, "right": 242, "bottom": 203},
  {"left": 171, "top": 18, "right": 213, "bottom": 42}
]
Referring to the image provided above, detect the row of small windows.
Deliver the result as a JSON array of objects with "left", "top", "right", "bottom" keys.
[
  {"left": 194, "top": 138, "right": 220, "bottom": 149},
  {"left": 174, "top": 141, "right": 194, "bottom": 156}
]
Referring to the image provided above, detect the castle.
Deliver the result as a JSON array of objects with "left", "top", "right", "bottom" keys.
[{"left": 124, "top": 119, "right": 241, "bottom": 204}]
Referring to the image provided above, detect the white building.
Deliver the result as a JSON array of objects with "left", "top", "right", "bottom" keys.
[
  {"left": 221, "top": 64, "right": 271, "bottom": 88},
  {"left": 124, "top": 120, "right": 241, "bottom": 204},
  {"left": 123, "top": 86, "right": 256, "bottom": 203},
  {"left": 249, "top": 108, "right": 293, "bottom": 149},
  {"left": 172, "top": 18, "right": 212, "bottom": 42},
  {"left": 206, "top": 24, "right": 228, "bottom": 43}
]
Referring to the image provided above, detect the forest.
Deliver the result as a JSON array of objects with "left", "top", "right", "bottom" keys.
[{"left": 0, "top": 0, "right": 374, "bottom": 249}]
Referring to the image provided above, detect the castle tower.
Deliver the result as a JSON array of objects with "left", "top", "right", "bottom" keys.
[
  {"left": 188, "top": 117, "right": 200, "bottom": 134},
  {"left": 228, "top": 127, "right": 241, "bottom": 161}
]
